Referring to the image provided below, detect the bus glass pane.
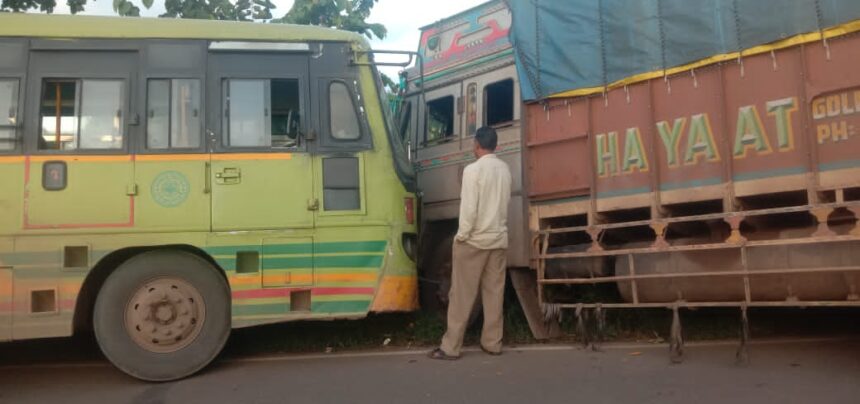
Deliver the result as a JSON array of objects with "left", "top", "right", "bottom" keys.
[
  {"left": 147, "top": 79, "right": 201, "bottom": 149},
  {"left": 40, "top": 80, "right": 79, "bottom": 150},
  {"left": 329, "top": 82, "right": 360, "bottom": 140},
  {"left": 224, "top": 79, "right": 267, "bottom": 147},
  {"left": 79, "top": 80, "right": 123, "bottom": 149},
  {"left": 147, "top": 79, "right": 170, "bottom": 149},
  {"left": 0, "top": 79, "right": 17, "bottom": 151},
  {"left": 171, "top": 79, "right": 201, "bottom": 149}
]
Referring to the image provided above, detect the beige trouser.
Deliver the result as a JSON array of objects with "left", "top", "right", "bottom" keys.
[{"left": 440, "top": 240, "right": 507, "bottom": 356}]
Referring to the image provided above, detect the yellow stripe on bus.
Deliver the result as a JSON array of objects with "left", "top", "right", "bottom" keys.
[
  {"left": 136, "top": 154, "right": 209, "bottom": 162},
  {"left": 0, "top": 156, "right": 25, "bottom": 164},
  {"left": 28, "top": 155, "right": 132, "bottom": 163},
  {"left": 211, "top": 153, "right": 292, "bottom": 161},
  {"left": 5, "top": 153, "right": 292, "bottom": 163}
]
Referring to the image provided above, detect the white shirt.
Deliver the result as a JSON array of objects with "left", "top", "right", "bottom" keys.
[{"left": 455, "top": 153, "right": 512, "bottom": 250}]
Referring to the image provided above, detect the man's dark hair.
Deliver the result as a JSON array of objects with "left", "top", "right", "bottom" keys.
[{"left": 475, "top": 126, "right": 498, "bottom": 151}]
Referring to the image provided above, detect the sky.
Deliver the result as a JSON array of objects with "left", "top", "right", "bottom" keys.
[{"left": 48, "top": 0, "right": 491, "bottom": 75}]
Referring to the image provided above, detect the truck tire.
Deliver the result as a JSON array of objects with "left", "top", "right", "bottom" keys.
[
  {"left": 93, "top": 250, "right": 231, "bottom": 381},
  {"left": 423, "top": 233, "right": 482, "bottom": 325}
]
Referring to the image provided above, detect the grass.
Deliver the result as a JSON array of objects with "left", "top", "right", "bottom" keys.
[
  {"left": 223, "top": 293, "right": 538, "bottom": 358},
  {"left": 223, "top": 301, "right": 860, "bottom": 358}
]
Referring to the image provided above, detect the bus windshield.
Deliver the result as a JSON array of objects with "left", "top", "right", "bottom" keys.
[{"left": 373, "top": 65, "right": 416, "bottom": 191}]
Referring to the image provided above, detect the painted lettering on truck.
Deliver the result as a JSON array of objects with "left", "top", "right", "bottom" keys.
[{"left": 597, "top": 96, "right": 803, "bottom": 177}]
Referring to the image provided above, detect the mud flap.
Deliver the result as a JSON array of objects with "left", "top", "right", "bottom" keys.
[{"left": 509, "top": 268, "right": 561, "bottom": 340}]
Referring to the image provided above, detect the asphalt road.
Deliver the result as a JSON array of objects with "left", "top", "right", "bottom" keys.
[{"left": 1, "top": 337, "right": 859, "bottom": 404}]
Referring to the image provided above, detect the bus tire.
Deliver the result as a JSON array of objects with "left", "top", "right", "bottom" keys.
[{"left": 93, "top": 250, "right": 231, "bottom": 381}]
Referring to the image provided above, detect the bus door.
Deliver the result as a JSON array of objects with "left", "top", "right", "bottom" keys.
[
  {"left": 309, "top": 43, "right": 372, "bottom": 224},
  {"left": 207, "top": 46, "right": 315, "bottom": 287},
  {"left": 23, "top": 48, "right": 137, "bottom": 230}
]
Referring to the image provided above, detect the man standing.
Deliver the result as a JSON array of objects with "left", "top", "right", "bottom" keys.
[{"left": 430, "top": 126, "right": 512, "bottom": 360}]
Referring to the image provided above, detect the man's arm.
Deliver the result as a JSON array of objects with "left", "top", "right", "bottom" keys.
[{"left": 455, "top": 167, "right": 478, "bottom": 242}]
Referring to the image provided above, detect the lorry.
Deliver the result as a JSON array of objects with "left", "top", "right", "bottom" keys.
[
  {"left": 509, "top": 0, "right": 860, "bottom": 356},
  {"left": 404, "top": 0, "right": 860, "bottom": 352}
]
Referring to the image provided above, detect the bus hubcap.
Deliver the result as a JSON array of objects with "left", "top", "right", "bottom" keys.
[{"left": 125, "top": 277, "right": 206, "bottom": 353}]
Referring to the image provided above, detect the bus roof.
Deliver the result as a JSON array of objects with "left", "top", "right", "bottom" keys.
[{"left": 0, "top": 13, "right": 367, "bottom": 46}]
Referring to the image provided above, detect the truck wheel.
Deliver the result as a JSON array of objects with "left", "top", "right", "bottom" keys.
[
  {"left": 93, "top": 250, "right": 231, "bottom": 381},
  {"left": 423, "top": 234, "right": 482, "bottom": 324}
]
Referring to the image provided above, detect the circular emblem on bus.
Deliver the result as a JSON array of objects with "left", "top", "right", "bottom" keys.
[{"left": 151, "top": 171, "right": 191, "bottom": 208}]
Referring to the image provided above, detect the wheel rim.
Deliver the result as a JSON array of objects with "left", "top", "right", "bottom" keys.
[{"left": 124, "top": 277, "right": 206, "bottom": 353}]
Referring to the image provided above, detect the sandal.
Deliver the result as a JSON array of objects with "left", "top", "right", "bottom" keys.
[
  {"left": 481, "top": 346, "right": 502, "bottom": 356},
  {"left": 428, "top": 348, "right": 459, "bottom": 360}
]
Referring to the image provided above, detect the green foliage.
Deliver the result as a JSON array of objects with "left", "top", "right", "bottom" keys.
[
  {"left": 0, "top": 0, "right": 385, "bottom": 35},
  {"left": 1, "top": 0, "right": 59, "bottom": 13},
  {"left": 1, "top": 0, "right": 276, "bottom": 21},
  {"left": 276, "top": 0, "right": 386, "bottom": 40},
  {"left": 160, "top": 0, "right": 276, "bottom": 21}
]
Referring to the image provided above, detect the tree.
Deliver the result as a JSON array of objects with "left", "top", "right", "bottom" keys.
[
  {"left": 276, "top": 0, "right": 386, "bottom": 40},
  {"left": 114, "top": 0, "right": 276, "bottom": 19},
  {"left": 0, "top": 0, "right": 275, "bottom": 20},
  {"left": 0, "top": 0, "right": 85, "bottom": 13},
  {"left": 1, "top": 0, "right": 384, "bottom": 36}
]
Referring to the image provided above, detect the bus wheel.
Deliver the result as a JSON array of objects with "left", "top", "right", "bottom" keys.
[{"left": 93, "top": 250, "right": 231, "bottom": 381}]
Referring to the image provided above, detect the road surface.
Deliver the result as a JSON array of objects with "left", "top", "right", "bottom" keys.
[{"left": 1, "top": 337, "right": 859, "bottom": 404}]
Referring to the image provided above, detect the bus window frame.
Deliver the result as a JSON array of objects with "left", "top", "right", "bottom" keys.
[
  {"left": 318, "top": 78, "right": 371, "bottom": 151},
  {"left": 0, "top": 40, "right": 28, "bottom": 155},
  {"left": 206, "top": 47, "right": 311, "bottom": 155},
  {"left": 0, "top": 77, "right": 22, "bottom": 155},
  {"left": 137, "top": 40, "right": 208, "bottom": 155},
  {"left": 141, "top": 77, "right": 207, "bottom": 154},
  {"left": 31, "top": 76, "right": 131, "bottom": 155},
  {"left": 24, "top": 49, "right": 136, "bottom": 156},
  {"left": 214, "top": 76, "right": 307, "bottom": 154}
]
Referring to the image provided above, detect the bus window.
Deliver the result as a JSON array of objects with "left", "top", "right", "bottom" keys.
[
  {"left": 39, "top": 79, "right": 125, "bottom": 150},
  {"left": 322, "top": 157, "right": 360, "bottom": 211},
  {"left": 329, "top": 81, "right": 360, "bottom": 140},
  {"left": 484, "top": 78, "right": 514, "bottom": 127},
  {"left": 223, "top": 78, "right": 300, "bottom": 148},
  {"left": 426, "top": 95, "right": 454, "bottom": 143},
  {"left": 271, "top": 79, "right": 301, "bottom": 147},
  {"left": 147, "top": 79, "right": 202, "bottom": 149},
  {"left": 0, "top": 79, "right": 17, "bottom": 151}
]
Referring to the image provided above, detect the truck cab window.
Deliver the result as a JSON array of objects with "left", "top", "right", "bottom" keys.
[
  {"left": 39, "top": 79, "right": 125, "bottom": 150},
  {"left": 484, "top": 78, "right": 514, "bottom": 127},
  {"left": 0, "top": 79, "right": 17, "bottom": 151},
  {"left": 223, "top": 78, "right": 300, "bottom": 148},
  {"left": 426, "top": 95, "right": 454, "bottom": 143},
  {"left": 147, "top": 79, "right": 202, "bottom": 149}
]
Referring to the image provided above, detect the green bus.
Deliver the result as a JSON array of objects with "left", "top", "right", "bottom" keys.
[{"left": 0, "top": 13, "right": 418, "bottom": 381}]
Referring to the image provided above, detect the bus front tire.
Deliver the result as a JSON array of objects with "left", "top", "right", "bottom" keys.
[{"left": 93, "top": 250, "right": 231, "bottom": 382}]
